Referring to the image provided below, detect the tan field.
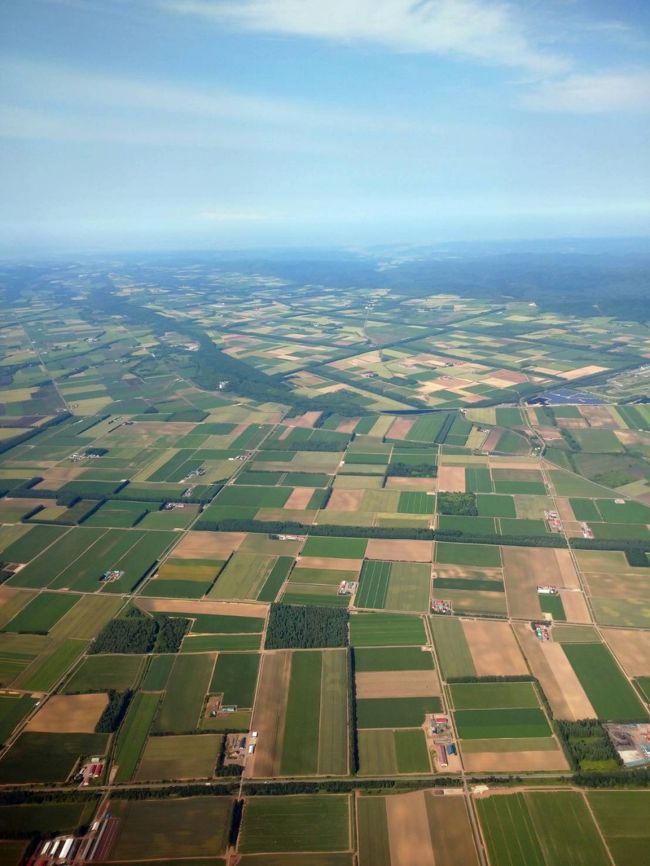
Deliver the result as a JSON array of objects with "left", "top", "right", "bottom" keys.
[
  {"left": 27, "top": 693, "right": 108, "bottom": 733},
  {"left": 327, "top": 489, "right": 364, "bottom": 511},
  {"left": 295, "top": 556, "right": 363, "bottom": 572},
  {"left": 603, "top": 628, "right": 650, "bottom": 676},
  {"left": 137, "top": 598, "right": 268, "bottom": 618},
  {"left": 246, "top": 651, "right": 291, "bottom": 778},
  {"left": 386, "top": 791, "right": 435, "bottom": 866},
  {"left": 171, "top": 531, "right": 245, "bottom": 559},
  {"left": 387, "top": 417, "right": 415, "bottom": 439},
  {"left": 336, "top": 418, "right": 359, "bottom": 433},
  {"left": 514, "top": 623, "right": 595, "bottom": 720},
  {"left": 554, "top": 549, "right": 581, "bottom": 588},
  {"left": 426, "top": 794, "right": 480, "bottom": 866},
  {"left": 482, "top": 429, "right": 501, "bottom": 451},
  {"left": 283, "top": 488, "right": 315, "bottom": 509},
  {"left": 385, "top": 477, "right": 437, "bottom": 490},
  {"left": 366, "top": 539, "right": 433, "bottom": 562},
  {"left": 462, "top": 619, "right": 528, "bottom": 676},
  {"left": 288, "top": 411, "right": 323, "bottom": 428},
  {"left": 437, "top": 466, "right": 466, "bottom": 492},
  {"left": 433, "top": 565, "right": 503, "bottom": 580},
  {"left": 559, "top": 590, "right": 592, "bottom": 623},
  {"left": 488, "top": 458, "right": 540, "bottom": 470},
  {"left": 502, "top": 547, "right": 563, "bottom": 619},
  {"left": 560, "top": 365, "right": 607, "bottom": 380},
  {"left": 462, "top": 749, "right": 569, "bottom": 772},
  {"left": 356, "top": 670, "right": 440, "bottom": 699}
]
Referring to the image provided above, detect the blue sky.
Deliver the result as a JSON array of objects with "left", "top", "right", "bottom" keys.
[{"left": 1, "top": 0, "right": 649, "bottom": 253}]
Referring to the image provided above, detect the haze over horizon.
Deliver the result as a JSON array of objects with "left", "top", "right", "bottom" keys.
[{"left": 1, "top": 0, "right": 650, "bottom": 253}]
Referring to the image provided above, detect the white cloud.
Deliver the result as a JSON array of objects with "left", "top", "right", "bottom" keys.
[
  {"left": 160, "top": 0, "right": 568, "bottom": 75},
  {"left": 522, "top": 71, "right": 650, "bottom": 113}
]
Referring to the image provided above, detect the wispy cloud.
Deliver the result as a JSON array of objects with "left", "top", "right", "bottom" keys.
[
  {"left": 159, "top": 0, "right": 568, "bottom": 75},
  {"left": 522, "top": 71, "right": 650, "bottom": 114}
]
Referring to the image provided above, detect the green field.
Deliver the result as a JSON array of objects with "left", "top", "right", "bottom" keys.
[
  {"left": 398, "top": 491, "right": 436, "bottom": 514},
  {"left": 435, "top": 542, "right": 501, "bottom": 567},
  {"left": 281, "top": 651, "right": 322, "bottom": 775},
  {"left": 209, "top": 552, "right": 276, "bottom": 600},
  {"left": 450, "top": 682, "right": 539, "bottom": 709},
  {"left": 477, "top": 494, "right": 516, "bottom": 518},
  {"left": 455, "top": 707, "right": 551, "bottom": 739},
  {"left": 141, "top": 654, "right": 175, "bottom": 690},
  {"left": 301, "top": 537, "right": 368, "bottom": 559},
  {"left": 356, "top": 560, "right": 391, "bottom": 609},
  {"left": 109, "top": 797, "right": 232, "bottom": 859},
  {"left": 64, "top": 653, "right": 145, "bottom": 692},
  {"left": 0, "top": 694, "right": 37, "bottom": 744},
  {"left": 356, "top": 696, "right": 441, "bottom": 728},
  {"left": 3, "top": 592, "right": 79, "bottom": 634},
  {"left": 477, "top": 794, "right": 546, "bottom": 866},
  {"left": 350, "top": 613, "right": 427, "bottom": 647},
  {"left": 357, "top": 796, "right": 391, "bottom": 866},
  {"left": 0, "top": 731, "right": 108, "bottom": 783},
  {"left": 114, "top": 692, "right": 161, "bottom": 782},
  {"left": 210, "top": 653, "right": 260, "bottom": 707},
  {"left": 563, "top": 643, "right": 648, "bottom": 720},
  {"left": 136, "top": 733, "right": 222, "bottom": 781},
  {"left": 353, "top": 646, "right": 433, "bottom": 671},
  {"left": 430, "top": 616, "right": 476, "bottom": 678},
  {"left": 588, "top": 791, "right": 650, "bottom": 866},
  {"left": 238, "top": 795, "right": 350, "bottom": 854},
  {"left": 525, "top": 792, "right": 610, "bottom": 866},
  {"left": 154, "top": 653, "right": 214, "bottom": 733}
]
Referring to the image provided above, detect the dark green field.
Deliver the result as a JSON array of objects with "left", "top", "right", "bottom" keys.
[{"left": 563, "top": 643, "right": 648, "bottom": 720}]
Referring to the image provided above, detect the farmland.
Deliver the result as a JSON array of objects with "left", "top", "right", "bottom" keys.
[{"left": 1, "top": 253, "right": 650, "bottom": 863}]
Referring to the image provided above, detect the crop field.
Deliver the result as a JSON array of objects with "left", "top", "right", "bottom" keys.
[
  {"left": 3, "top": 258, "right": 650, "bottom": 853},
  {"left": 108, "top": 797, "right": 233, "bottom": 860},
  {"left": 154, "top": 653, "right": 215, "bottom": 733},
  {"left": 350, "top": 613, "right": 427, "bottom": 647},
  {"left": 64, "top": 653, "right": 145, "bottom": 692},
  {"left": 135, "top": 733, "right": 221, "bottom": 780},
  {"left": 238, "top": 795, "right": 350, "bottom": 854},
  {"left": 588, "top": 791, "right": 650, "bottom": 866},
  {"left": 562, "top": 643, "right": 648, "bottom": 720},
  {"left": 113, "top": 692, "right": 161, "bottom": 782}
]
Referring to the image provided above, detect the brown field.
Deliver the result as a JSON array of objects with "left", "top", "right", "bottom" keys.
[
  {"left": 27, "top": 693, "right": 108, "bottom": 733},
  {"left": 554, "top": 550, "right": 581, "bottom": 588},
  {"left": 336, "top": 418, "right": 359, "bottom": 433},
  {"left": 327, "top": 489, "right": 364, "bottom": 511},
  {"left": 559, "top": 590, "right": 592, "bottom": 624},
  {"left": 171, "top": 531, "right": 245, "bottom": 559},
  {"left": 514, "top": 623, "right": 595, "bottom": 720},
  {"left": 581, "top": 571, "right": 646, "bottom": 599},
  {"left": 386, "top": 791, "right": 435, "bottom": 866},
  {"left": 284, "top": 488, "right": 315, "bottom": 509},
  {"left": 137, "top": 598, "right": 268, "bottom": 618},
  {"left": 436, "top": 467, "right": 465, "bottom": 492},
  {"left": 356, "top": 670, "right": 440, "bottom": 699},
  {"left": 560, "top": 365, "right": 607, "bottom": 381},
  {"left": 555, "top": 497, "right": 577, "bottom": 522},
  {"left": 277, "top": 427, "right": 292, "bottom": 441},
  {"left": 387, "top": 417, "right": 415, "bottom": 439},
  {"left": 385, "top": 477, "right": 437, "bottom": 490},
  {"left": 426, "top": 793, "right": 480, "bottom": 866},
  {"left": 603, "top": 628, "right": 650, "bottom": 677},
  {"left": 295, "top": 557, "right": 362, "bottom": 572},
  {"left": 579, "top": 406, "right": 618, "bottom": 428},
  {"left": 36, "top": 467, "right": 85, "bottom": 483},
  {"left": 433, "top": 565, "right": 503, "bottom": 580},
  {"left": 462, "top": 620, "right": 528, "bottom": 676},
  {"left": 462, "top": 749, "right": 569, "bottom": 772},
  {"left": 366, "top": 539, "right": 433, "bottom": 562},
  {"left": 0, "top": 586, "right": 21, "bottom": 607},
  {"left": 492, "top": 370, "right": 528, "bottom": 384},
  {"left": 288, "top": 411, "right": 323, "bottom": 428},
  {"left": 502, "top": 547, "right": 549, "bottom": 619},
  {"left": 246, "top": 651, "right": 291, "bottom": 778},
  {"left": 482, "top": 429, "right": 501, "bottom": 452}
]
